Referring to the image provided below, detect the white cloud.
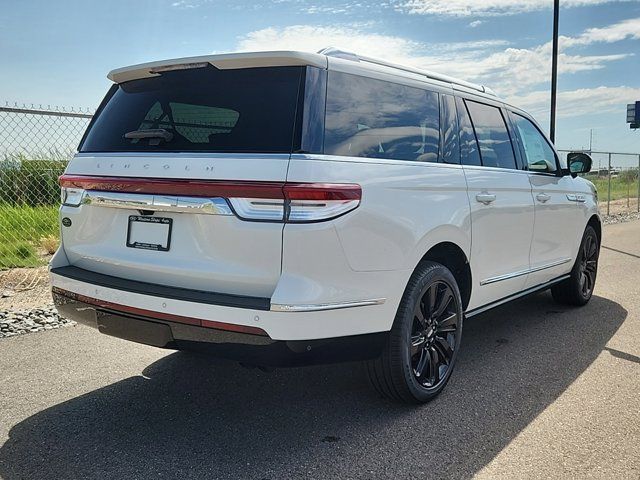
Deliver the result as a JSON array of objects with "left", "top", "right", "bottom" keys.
[
  {"left": 562, "top": 17, "right": 640, "bottom": 47},
  {"left": 237, "top": 25, "right": 424, "bottom": 61},
  {"left": 507, "top": 86, "right": 640, "bottom": 118},
  {"left": 468, "top": 20, "right": 483, "bottom": 28},
  {"left": 236, "top": 20, "right": 635, "bottom": 97},
  {"left": 397, "top": 0, "right": 636, "bottom": 17}
]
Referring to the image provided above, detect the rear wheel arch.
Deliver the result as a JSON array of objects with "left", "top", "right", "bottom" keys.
[
  {"left": 414, "top": 242, "right": 472, "bottom": 311},
  {"left": 587, "top": 214, "right": 601, "bottom": 245}
]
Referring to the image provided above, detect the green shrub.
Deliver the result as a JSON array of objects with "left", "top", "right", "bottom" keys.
[{"left": 0, "top": 154, "right": 68, "bottom": 206}]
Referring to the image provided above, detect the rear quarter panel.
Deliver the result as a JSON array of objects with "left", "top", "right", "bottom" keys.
[{"left": 279, "top": 155, "right": 471, "bottom": 332}]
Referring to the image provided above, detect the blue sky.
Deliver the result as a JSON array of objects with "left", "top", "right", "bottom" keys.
[{"left": 2, "top": 0, "right": 640, "bottom": 154}]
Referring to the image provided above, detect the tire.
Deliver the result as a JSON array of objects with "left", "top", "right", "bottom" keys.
[
  {"left": 551, "top": 225, "right": 599, "bottom": 306},
  {"left": 366, "top": 261, "right": 464, "bottom": 404}
]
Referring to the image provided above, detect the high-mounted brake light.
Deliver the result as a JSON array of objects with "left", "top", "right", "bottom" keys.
[{"left": 58, "top": 175, "right": 361, "bottom": 222}]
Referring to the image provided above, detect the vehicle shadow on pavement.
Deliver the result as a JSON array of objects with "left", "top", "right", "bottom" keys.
[{"left": 0, "top": 293, "right": 627, "bottom": 479}]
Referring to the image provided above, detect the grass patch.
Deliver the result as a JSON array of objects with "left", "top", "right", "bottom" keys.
[
  {"left": 587, "top": 175, "right": 640, "bottom": 202},
  {"left": 0, "top": 204, "right": 59, "bottom": 269}
]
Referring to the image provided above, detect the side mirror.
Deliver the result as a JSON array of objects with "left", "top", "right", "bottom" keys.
[{"left": 567, "top": 152, "right": 592, "bottom": 177}]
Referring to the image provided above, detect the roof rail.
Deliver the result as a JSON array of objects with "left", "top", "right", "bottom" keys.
[{"left": 318, "top": 47, "right": 496, "bottom": 96}]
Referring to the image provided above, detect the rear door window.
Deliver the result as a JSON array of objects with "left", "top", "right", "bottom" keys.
[
  {"left": 455, "top": 96, "right": 481, "bottom": 166},
  {"left": 465, "top": 100, "right": 517, "bottom": 169},
  {"left": 80, "top": 66, "right": 303, "bottom": 153},
  {"left": 324, "top": 72, "right": 440, "bottom": 162}
]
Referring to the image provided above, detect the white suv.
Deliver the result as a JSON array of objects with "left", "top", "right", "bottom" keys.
[{"left": 51, "top": 49, "right": 600, "bottom": 403}]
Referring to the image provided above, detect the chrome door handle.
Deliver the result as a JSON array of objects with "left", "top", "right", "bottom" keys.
[
  {"left": 476, "top": 193, "right": 496, "bottom": 205},
  {"left": 536, "top": 193, "right": 551, "bottom": 203}
]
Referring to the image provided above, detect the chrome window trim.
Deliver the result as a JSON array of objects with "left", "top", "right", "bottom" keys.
[
  {"left": 480, "top": 258, "right": 572, "bottom": 286},
  {"left": 270, "top": 298, "right": 386, "bottom": 312},
  {"left": 83, "top": 191, "right": 233, "bottom": 215}
]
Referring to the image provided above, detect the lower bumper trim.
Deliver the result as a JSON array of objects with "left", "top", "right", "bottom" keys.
[
  {"left": 52, "top": 286, "right": 268, "bottom": 336},
  {"left": 53, "top": 290, "right": 388, "bottom": 367}
]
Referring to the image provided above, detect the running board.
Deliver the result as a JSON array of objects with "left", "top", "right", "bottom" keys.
[{"left": 465, "top": 274, "right": 570, "bottom": 318}]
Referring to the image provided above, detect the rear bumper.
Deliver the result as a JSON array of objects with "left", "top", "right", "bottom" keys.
[
  {"left": 53, "top": 289, "right": 387, "bottom": 367},
  {"left": 49, "top": 265, "right": 395, "bottom": 341}
]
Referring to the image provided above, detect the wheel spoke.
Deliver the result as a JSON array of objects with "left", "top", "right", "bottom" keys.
[
  {"left": 414, "top": 301, "right": 427, "bottom": 328},
  {"left": 434, "top": 336, "right": 454, "bottom": 363},
  {"left": 414, "top": 348, "right": 429, "bottom": 378},
  {"left": 433, "top": 286, "right": 453, "bottom": 319},
  {"left": 428, "top": 347, "right": 439, "bottom": 385},
  {"left": 587, "top": 237, "right": 597, "bottom": 258},
  {"left": 427, "top": 284, "right": 438, "bottom": 316},
  {"left": 585, "top": 260, "right": 597, "bottom": 273},
  {"left": 580, "top": 273, "right": 589, "bottom": 295},
  {"left": 410, "top": 335, "right": 426, "bottom": 357},
  {"left": 436, "top": 312, "right": 457, "bottom": 333}
]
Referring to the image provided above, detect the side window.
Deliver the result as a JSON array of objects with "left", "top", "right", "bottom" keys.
[
  {"left": 511, "top": 113, "right": 558, "bottom": 173},
  {"left": 465, "top": 100, "right": 517, "bottom": 169},
  {"left": 455, "top": 96, "right": 481, "bottom": 166},
  {"left": 440, "top": 94, "right": 460, "bottom": 164},
  {"left": 324, "top": 72, "right": 440, "bottom": 162}
]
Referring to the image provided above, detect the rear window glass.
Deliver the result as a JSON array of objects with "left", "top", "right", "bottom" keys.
[
  {"left": 81, "top": 66, "right": 303, "bottom": 153},
  {"left": 324, "top": 72, "right": 440, "bottom": 162}
]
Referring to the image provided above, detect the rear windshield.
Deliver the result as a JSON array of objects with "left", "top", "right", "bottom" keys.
[{"left": 81, "top": 66, "right": 303, "bottom": 153}]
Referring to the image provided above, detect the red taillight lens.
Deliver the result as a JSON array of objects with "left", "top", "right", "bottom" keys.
[{"left": 283, "top": 183, "right": 362, "bottom": 201}]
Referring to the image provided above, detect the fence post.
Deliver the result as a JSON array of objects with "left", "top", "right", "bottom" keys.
[{"left": 607, "top": 153, "right": 611, "bottom": 216}]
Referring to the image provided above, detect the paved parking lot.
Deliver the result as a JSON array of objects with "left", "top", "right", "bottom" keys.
[{"left": 0, "top": 221, "right": 638, "bottom": 479}]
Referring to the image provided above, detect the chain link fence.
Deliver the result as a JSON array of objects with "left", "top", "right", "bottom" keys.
[
  {"left": 558, "top": 150, "right": 640, "bottom": 217},
  {"left": 0, "top": 102, "right": 639, "bottom": 290},
  {"left": 0, "top": 103, "right": 92, "bottom": 290}
]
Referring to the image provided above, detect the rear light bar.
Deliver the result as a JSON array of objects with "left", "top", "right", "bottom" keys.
[{"left": 59, "top": 175, "right": 361, "bottom": 223}]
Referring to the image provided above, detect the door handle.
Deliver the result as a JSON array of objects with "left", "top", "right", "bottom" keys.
[
  {"left": 536, "top": 193, "right": 551, "bottom": 203},
  {"left": 476, "top": 192, "right": 496, "bottom": 205}
]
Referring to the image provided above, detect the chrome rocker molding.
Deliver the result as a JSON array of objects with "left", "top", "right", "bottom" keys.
[
  {"left": 83, "top": 190, "right": 233, "bottom": 215},
  {"left": 466, "top": 274, "right": 571, "bottom": 318},
  {"left": 270, "top": 298, "right": 386, "bottom": 312},
  {"left": 480, "top": 258, "right": 572, "bottom": 286}
]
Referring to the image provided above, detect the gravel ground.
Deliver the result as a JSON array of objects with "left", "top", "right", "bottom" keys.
[
  {"left": 602, "top": 210, "right": 640, "bottom": 225},
  {"left": 0, "top": 306, "right": 75, "bottom": 338}
]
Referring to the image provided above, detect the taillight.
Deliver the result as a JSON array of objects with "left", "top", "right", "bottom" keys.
[
  {"left": 283, "top": 183, "right": 361, "bottom": 223},
  {"left": 229, "top": 184, "right": 361, "bottom": 222},
  {"left": 58, "top": 175, "right": 361, "bottom": 222},
  {"left": 60, "top": 187, "right": 85, "bottom": 206}
]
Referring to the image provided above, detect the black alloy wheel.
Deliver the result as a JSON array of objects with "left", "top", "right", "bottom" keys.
[
  {"left": 366, "top": 261, "right": 463, "bottom": 403},
  {"left": 552, "top": 225, "right": 600, "bottom": 306},
  {"left": 410, "top": 280, "right": 459, "bottom": 389}
]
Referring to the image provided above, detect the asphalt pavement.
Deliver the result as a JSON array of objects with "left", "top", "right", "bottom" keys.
[{"left": 0, "top": 220, "right": 638, "bottom": 479}]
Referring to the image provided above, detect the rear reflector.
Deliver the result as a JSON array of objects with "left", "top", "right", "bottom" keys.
[{"left": 59, "top": 175, "right": 361, "bottom": 222}]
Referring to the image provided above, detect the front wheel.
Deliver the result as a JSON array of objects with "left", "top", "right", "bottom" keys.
[
  {"left": 551, "top": 225, "right": 599, "bottom": 306},
  {"left": 366, "top": 262, "right": 463, "bottom": 404}
]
